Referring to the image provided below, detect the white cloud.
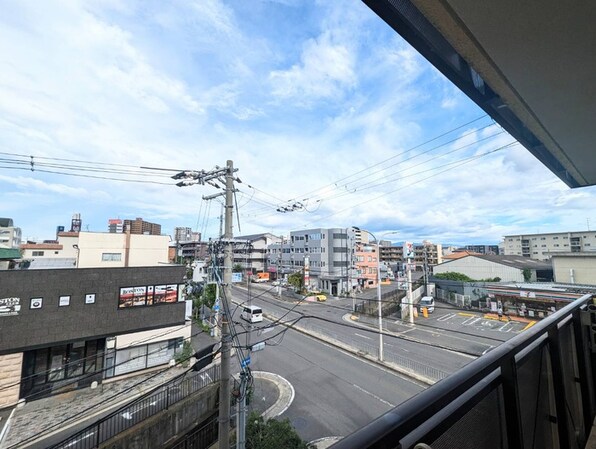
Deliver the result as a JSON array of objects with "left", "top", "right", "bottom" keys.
[{"left": 269, "top": 32, "right": 356, "bottom": 104}]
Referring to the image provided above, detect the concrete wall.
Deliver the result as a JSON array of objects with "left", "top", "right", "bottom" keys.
[
  {"left": 433, "top": 256, "right": 525, "bottom": 282},
  {"left": 77, "top": 233, "right": 170, "bottom": 268},
  {"left": 552, "top": 255, "right": 596, "bottom": 285},
  {"left": 0, "top": 266, "right": 186, "bottom": 354},
  {"left": 99, "top": 384, "right": 219, "bottom": 449},
  {"left": 0, "top": 352, "right": 22, "bottom": 408}
]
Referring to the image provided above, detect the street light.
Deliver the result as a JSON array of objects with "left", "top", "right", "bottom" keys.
[{"left": 352, "top": 227, "right": 389, "bottom": 362}]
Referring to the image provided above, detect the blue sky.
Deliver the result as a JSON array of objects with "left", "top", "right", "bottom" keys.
[{"left": 1, "top": 0, "right": 595, "bottom": 245}]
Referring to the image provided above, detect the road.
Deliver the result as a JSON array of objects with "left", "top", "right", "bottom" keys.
[
  {"left": 232, "top": 286, "right": 476, "bottom": 380},
  {"left": 232, "top": 308, "right": 425, "bottom": 442}
]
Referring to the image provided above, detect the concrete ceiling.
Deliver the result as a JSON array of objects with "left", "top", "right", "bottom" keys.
[{"left": 364, "top": 0, "right": 596, "bottom": 188}]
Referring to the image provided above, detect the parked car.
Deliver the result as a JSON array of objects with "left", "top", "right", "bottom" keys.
[
  {"left": 418, "top": 296, "right": 435, "bottom": 313},
  {"left": 315, "top": 294, "right": 327, "bottom": 302}
]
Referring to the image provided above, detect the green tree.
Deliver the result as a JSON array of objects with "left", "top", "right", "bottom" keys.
[
  {"left": 233, "top": 263, "right": 244, "bottom": 272},
  {"left": 174, "top": 340, "right": 193, "bottom": 368},
  {"left": 522, "top": 268, "right": 532, "bottom": 282},
  {"left": 287, "top": 271, "right": 304, "bottom": 292},
  {"left": 433, "top": 272, "right": 475, "bottom": 282},
  {"left": 246, "top": 412, "right": 311, "bottom": 449}
]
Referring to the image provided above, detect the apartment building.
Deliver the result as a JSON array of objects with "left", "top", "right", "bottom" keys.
[
  {"left": 354, "top": 242, "right": 380, "bottom": 289},
  {"left": 269, "top": 228, "right": 356, "bottom": 295},
  {"left": 234, "top": 233, "right": 281, "bottom": 274},
  {"left": 123, "top": 217, "right": 162, "bottom": 235},
  {"left": 503, "top": 230, "right": 596, "bottom": 261},
  {"left": 464, "top": 244, "right": 500, "bottom": 255},
  {"left": 379, "top": 241, "right": 443, "bottom": 268},
  {"left": 0, "top": 218, "right": 22, "bottom": 249}
]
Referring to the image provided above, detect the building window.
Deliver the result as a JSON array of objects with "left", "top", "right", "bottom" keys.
[
  {"left": 553, "top": 236, "right": 558, "bottom": 239},
  {"left": 541, "top": 245, "right": 546, "bottom": 247},
  {"left": 554, "top": 244, "right": 559, "bottom": 247},
  {"left": 32, "top": 251, "right": 44, "bottom": 256},
  {"left": 586, "top": 243, "right": 591, "bottom": 247},
  {"left": 102, "top": 253, "right": 122, "bottom": 261},
  {"left": 541, "top": 237, "right": 546, "bottom": 240}
]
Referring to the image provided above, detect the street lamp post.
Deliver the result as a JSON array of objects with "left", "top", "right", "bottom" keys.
[{"left": 352, "top": 227, "right": 384, "bottom": 362}]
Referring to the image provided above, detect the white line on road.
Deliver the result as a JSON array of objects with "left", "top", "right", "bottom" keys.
[
  {"left": 354, "top": 333, "right": 372, "bottom": 340},
  {"left": 437, "top": 313, "right": 456, "bottom": 322},
  {"left": 481, "top": 345, "right": 495, "bottom": 355},
  {"left": 352, "top": 383, "right": 395, "bottom": 407},
  {"left": 499, "top": 322, "right": 513, "bottom": 332}
]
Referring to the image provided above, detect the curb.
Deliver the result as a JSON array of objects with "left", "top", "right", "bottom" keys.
[{"left": 251, "top": 371, "right": 295, "bottom": 419}]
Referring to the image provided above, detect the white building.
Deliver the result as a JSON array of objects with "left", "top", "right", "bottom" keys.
[
  {"left": 550, "top": 252, "right": 596, "bottom": 285},
  {"left": 21, "top": 231, "right": 170, "bottom": 268},
  {"left": 433, "top": 254, "right": 553, "bottom": 282},
  {"left": 0, "top": 218, "right": 22, "bottom": 249},
  {"left": 503, "top": 230, "right": 596, "bottom": 261}
]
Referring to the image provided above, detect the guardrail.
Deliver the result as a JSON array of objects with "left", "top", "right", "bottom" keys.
[
  {"left": 48, "top": 364, "right": 221, "bottom": 449},
  {"left": 331, "top": 294, "right": 596, "bottom": 449}
]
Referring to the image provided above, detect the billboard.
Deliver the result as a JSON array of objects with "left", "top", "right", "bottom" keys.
[
  {"left": 119, "top": 284, "right": 182, "bottom": 308},
  {"left": 403, "top": 242, "right": 414, "bottom": 261},
  {"left": 0, "top": 297, "right": 21, "bottom": 317}
]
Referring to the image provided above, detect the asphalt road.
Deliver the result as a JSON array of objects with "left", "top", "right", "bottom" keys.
[
  {"left": 232, "top": 286, "right": 476, "bottom": 379},
  {"left": 238, "top": 311, "right": 425, "bottom": 442}
]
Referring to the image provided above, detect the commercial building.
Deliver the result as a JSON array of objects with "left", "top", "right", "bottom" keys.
[
  {"left": 503, "top": 230, "right": 596, "bottom": 261},
  {"left": 108, "top": 218, "right": 124, "bottom": 233},
  {"left": 549, "top": 252, "right": 596, "bottom": 285},
  {"left": 21, "top": 231, "right": 170, "bottom": 269},
  {"left": 0, "top": 265, "right": 187, "bottom": 407}
]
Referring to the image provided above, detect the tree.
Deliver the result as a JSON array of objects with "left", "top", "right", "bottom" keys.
[
  {"left": 246, "top": 412, "right": 311, "bottom": 449},
  {"left": 233, "top": 263, "right": 244, "bottom": 272},
  {"left": 287, "top": 271, "right": 304, "bottom": 292},
  {"left": 522, "top": 268, "right": 532, "bottom": 282}
]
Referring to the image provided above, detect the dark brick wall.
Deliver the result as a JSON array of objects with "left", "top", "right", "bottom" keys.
[{"left": 0, "top": 266, "right": 187, "bottom": 354}]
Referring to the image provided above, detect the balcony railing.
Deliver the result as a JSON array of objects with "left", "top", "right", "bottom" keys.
[{"left": 331, "top": 294, "right": 595, "bottom": 449}]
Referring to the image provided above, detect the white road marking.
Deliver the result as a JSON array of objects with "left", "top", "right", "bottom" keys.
[
  {"left": 437, "top": 313, "right": 456, "bottom": 322},
  {"left": 352, "top": 383, "right": 395, "bottom": 407},
  {"left": 481, "top": 345, "right": 495, "bottom": 355},
  {"left": 355, "top": 333, "right": 372, "bottom": 340},
  {"left": 499, "top": 322, "right": 513, "bottom": 332}
]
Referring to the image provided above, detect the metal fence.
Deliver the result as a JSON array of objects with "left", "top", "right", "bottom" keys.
[
  {"left": 48, "top": 364, "right": 221, "bottom": 449},
  {"left": 330, "top": 293, "right": 596, "bottom": 449}
]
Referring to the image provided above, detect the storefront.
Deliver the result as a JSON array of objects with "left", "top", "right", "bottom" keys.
[{"left": 20, "top": 338, "right": 105, "bottom": 400}]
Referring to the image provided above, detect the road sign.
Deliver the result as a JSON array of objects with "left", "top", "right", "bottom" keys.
[
  {"left": 241, "top": 355, "right": 251, "bottom": 368},
  {"left": 213, "top": 299, "right": 220, "bottom": 312},
  {"left": 251, "top": 342, "right": 265, "bottom": 352}
]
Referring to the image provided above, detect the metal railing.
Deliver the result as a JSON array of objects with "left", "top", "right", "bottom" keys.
[
  {"left": 49, "top": 364, "right": 221, "bottom": 449},
  {"left": 331, "top": 293, "right": 596, "bottom": 449}
]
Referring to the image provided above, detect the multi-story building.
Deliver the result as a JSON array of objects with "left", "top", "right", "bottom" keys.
[
  {"left": 464, "top": 244, "right": 500, "bottom": 255},
  {"left": 234, "top": 233, "right": 281, "bottom": 274},
  {"left": 0, "top": 218, "right": 22, "bottom": 249},
  {"left": 108, "top": 218, "right": 124, "bottom": 233},
  {"left": 354, "top": 242, "right": 380, "bottom": 288},
  {"left": 21, "top": 231, "right": 170, "bottom": 268},
  {"left": 379, "top": 241, "right": 443, "bottom": 269},
  {"left": 123, "top": 217, "right": 162, "bottom": 236},
  {"left": 268, "top": 228, "right": 357, "bottom": 295},
  {"left": 503, "top": 230, "right": 596, "bottom": 261},
  {"left": 174, "top": 227, "right": 200, "bottom": 243}
]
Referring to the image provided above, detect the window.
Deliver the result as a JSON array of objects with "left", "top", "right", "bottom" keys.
[
  {"left": 541, "top": 245, "right": 547, "bottom": 247},
  {"left": 102, "top": 253, "right": 122, "bottom": 261},
  {"left": 554, "top": 244, "right": 559, "bottom": 247},
  {"left": 553, "top": 236, "right": 559, "bottom": 239},
  {"left": 32, "top": 251, "right": 44, "bottom": 256},
  {"left": 541, "top": 237, "right": 546, "bottom": 240},
  {"left": 586, "top": 243, "right": 592, "bottom": 247}
]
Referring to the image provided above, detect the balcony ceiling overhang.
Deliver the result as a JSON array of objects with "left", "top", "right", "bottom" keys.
[{"left": 364, "top": 0, "right": 596, "bottom": 187}]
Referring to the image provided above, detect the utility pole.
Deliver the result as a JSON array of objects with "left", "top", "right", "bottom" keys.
[
  {"left": 173, "top": 161, "right": 237, "bottom": 449},
  {"left": 220, "top": 160, "right": 234, "bottom": 449}
]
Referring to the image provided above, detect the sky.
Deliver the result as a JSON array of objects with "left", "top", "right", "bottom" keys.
[{"left": 1, "top": 0, "right": 595, "bottom": 245}]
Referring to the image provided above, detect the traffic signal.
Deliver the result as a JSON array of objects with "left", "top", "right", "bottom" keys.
[{"left": 192, "top": 343, "right": 216, "bottom": 371}]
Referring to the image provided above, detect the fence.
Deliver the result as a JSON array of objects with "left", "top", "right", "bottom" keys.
[
  {"left": 167, "top": 413, "right": 218, "bottom": 449},
  {"left": 331, "top": 294, "right": 596, "bottom": 449},
  {"left": 48, "top": 364, "right": 221, "bottom": 449}
]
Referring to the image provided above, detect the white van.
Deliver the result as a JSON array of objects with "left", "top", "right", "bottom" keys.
[
  {"left": 241, "top": 305, "right": 263, "bottom": 323},
  {"left": 418, "top": 296, "right": 435, "bottom": 313}
]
